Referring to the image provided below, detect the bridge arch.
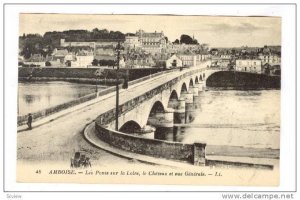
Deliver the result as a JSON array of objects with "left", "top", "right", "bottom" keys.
[
  {"left": 189, "top": 78, "right": 194, "bottom": 89},
  {"left": 148, "top": 101, "right": 165, "bottom": 117},
  {"left": 203, "top": 69, "right": 222, "bottom": 81},
  {"left": 195, "top": 76, "right": 199, "bottom": 84},
  {"left": 180, "top": 82, "right": 188, "bottom": 95},
  {"left": 167, "top": 89, "right": 180, "bottom": 109},
  {"left": 169, "top": 90, "right": 179, "bottom": 101},
  {"left": 199, "top": 74, "right": 203, "bottom": 81},
  {"left": 119, "top": 120, "right": 141, "bottom": 134}
]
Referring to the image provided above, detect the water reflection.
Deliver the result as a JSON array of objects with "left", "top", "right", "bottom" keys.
[
  {"left": 18, "top": 81, "right": 102, "bottom": 115},
  {"left": 24, "top": 94, "right": 40, "bottom": 104},
  {"left": 154, "top": 89, "right": 280, "bottom": 149}
]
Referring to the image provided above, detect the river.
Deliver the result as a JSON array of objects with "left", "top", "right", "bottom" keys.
[
  {"left": 18, "top": 81, "right": 102, "bottom": 116},
  {"left": 155, "top": 89, "right": 280, "bottom": 150}
]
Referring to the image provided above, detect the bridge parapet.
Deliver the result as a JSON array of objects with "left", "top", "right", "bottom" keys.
[{"left": 95, "top": 123, "right": 206, "bottom": 165}]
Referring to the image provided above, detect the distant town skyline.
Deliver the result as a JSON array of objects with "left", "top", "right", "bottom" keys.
[{"left": 20, "top": 14, "right": 281, "bottom": 48}]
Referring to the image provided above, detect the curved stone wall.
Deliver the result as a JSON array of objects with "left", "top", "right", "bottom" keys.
[{"left": 95, "top": 123, "right": 206, "bottom": 164}]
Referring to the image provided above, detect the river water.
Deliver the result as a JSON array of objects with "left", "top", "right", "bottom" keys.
[
  {"left": 156, "top": 89, "right": 280, "bottom": 150},
  {"left": 18, "top": 81, "right": 99, "bottom": 116}
]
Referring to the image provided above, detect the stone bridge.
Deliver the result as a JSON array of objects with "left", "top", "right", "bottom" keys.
[
  {"left": 96, "top": 66, "right": 220, "bottom": 132},
  {"left": 92, "top": 63, "right": 221, "bottom": 165}
]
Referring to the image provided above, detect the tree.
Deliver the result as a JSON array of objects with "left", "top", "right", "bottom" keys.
[
  {"left": 173, "top": 39, "right": 180, "bottom": 44},
  {"left": 180, "top": 34, "right": 198, "bottom": 44},
  {"left": 92, "top": 59, "right": 99, "bottom": 66},
  {"left": 164, "top": 36, "right": 168, "bottom": 43},
  {"left": 65, "top": 60, "right": 71, "bottom": 67},
  {"left": 45, "top": 61, "right": 51, "bottom": 67}
]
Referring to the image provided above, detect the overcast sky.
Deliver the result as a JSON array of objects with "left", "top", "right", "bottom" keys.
[{"left": 19, "top": 14, "right": 281, "bottom": 48}]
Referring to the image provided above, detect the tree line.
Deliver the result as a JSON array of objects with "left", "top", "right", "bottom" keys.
[
  {"left": 19, "top": 28, "right": 201, "bottom": 60},
  {"left": 19, "top": 28, "right": 126, "bottom": 59}
]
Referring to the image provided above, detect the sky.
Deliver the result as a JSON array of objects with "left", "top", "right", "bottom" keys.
[{"left": 19, "top": 14, "right": 281, "bottom": 48}]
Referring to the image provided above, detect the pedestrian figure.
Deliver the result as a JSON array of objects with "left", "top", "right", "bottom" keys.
[
  {"left": 82, "top": 157, "right": 92, "bottom": 168},
  {"left": 27, "top": 113, "right": 32, "bottom": 130},
  {"left": 71, "top": 152, "right": 81, "bottom": 168}
]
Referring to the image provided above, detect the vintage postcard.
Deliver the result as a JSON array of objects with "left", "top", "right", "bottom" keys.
[{"left": 16, "top": 13, "right": 281, "bottom": 186}]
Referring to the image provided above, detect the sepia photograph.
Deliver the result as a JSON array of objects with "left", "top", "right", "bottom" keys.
[{"left": 14, "top": 13, "right": 283, "bottom": 186}]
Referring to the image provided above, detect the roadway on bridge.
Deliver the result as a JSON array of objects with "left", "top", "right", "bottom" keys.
[{"left": 17, "top": 67, "right": 200, "bottom": 166}]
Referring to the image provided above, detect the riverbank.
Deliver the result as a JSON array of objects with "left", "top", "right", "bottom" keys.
[
  {"left": 18, "top": 67, "right": 165, "bottom": 84},
  {"left": 18, "top": 77, "right": 117, "bottom": 85},
  {"left": 206, "top": 71, "right": 281, "bottom": 89}
]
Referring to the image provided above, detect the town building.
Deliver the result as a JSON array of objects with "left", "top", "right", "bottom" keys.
[
  {"left": 124, "top": 52, "right": 155, "bottom": 68},
  {"left": 262, "top": 63, "right": 281, "bottom": 75},
  {"left": 211, "top": 54, "right": 231, "bottom": 69},
  {"left": 177, "top": 51, "right": 196, "bottom": 67},
  {"left": 135, "top": 29, "right": 167, "bottom": 54},
  {"left": 124, "top": 35, "right": 141, "bottom": 49},
  {"left": 258, "top": 53, "right": 281, "bottom": 66},
  {"left": 23, "top": 54, "right": 46, "bottom": 67},
  {"left": 167, "top": 43, "right": 202, "bottom": 54},
  {"left": 235, "top": 59, "right": 262, "bottom": 73},
  {"left": 71, "top": 50, "right": 94, "bottom": 68},
  {"left": 60, "top": 38, "right": 96, "bottom": 48},
  {"left": 165, "top": 54, "right": 183, "bottom": 69},
  {"left": 220, "top": 54, "right": 231, "bottom": 59},
  {"left": 60, "top": 38, "right": 119, "bottom": 49},
  {"left": 52, "top": 48, "right": 69, "bottom": 63},
  {"left": 64, "top": 53, "right": 76, "bottom": 62}
]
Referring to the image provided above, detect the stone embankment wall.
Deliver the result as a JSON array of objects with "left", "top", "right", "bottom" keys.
[{"left": 95, "top": 124, "right": 206, "bottom": 165}]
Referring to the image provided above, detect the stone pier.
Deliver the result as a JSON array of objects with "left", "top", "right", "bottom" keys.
[
  {"left": 193, "top": 142, "right": 207, "bottom": 166},
  {"left": 192, "top": 87, "right": 199, "bottom": 97},
  {"left": 182, "top": 92, "right": 194, "bottom": 104},
  {"left": 202, "top": 80, "right": 206, "bottom": 89},
  {"left": 196, "top": 82, "right": 203, "bottom": 92},
  {"left": 170, "top": 98, "right": 186, "bottom": 124},
  {"left": 147, "top": 108, "right": 174, "bottom": 128}
]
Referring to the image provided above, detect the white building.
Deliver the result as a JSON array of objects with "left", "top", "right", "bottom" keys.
[
  {"left": 124, "top": 35, "right": 141, "bottom": 49},
  {"left": 71, "top": 51, "right": 94, "bottom": 68},
  {"left": 220, "top": 54, "right": 231, "bottom": 59},
  {"left": 60, "top": 39, "right": 96, "bottom": 48},
  {"left": 166, "top": 54, "right": 183, "bottom": 69},
  {"left": 235, "top": 59, "right": 262, "bottom": 73},
  {"left": 64, "top": 53, "right": 76, "bottom": 62},
  {"left": 258, "top": 53, "right": 281, "bottom": 66},
  {"left": 136, "top": 30, "right": 167, "bottom": 54},
  {"left": 178, "top": 52, "right": 196, "bottom": 67},
  {"left": 23, "top": 54, "right": 46, "bottom": 67}
]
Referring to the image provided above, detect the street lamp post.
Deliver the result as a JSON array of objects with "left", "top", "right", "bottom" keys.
[{"left": 115, "top": 42, "right": 121, "bottom": 131}]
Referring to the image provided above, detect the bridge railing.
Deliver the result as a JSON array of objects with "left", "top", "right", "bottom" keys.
[{"left": 128, "top": 68, "right": 179, "bottom": 87}]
